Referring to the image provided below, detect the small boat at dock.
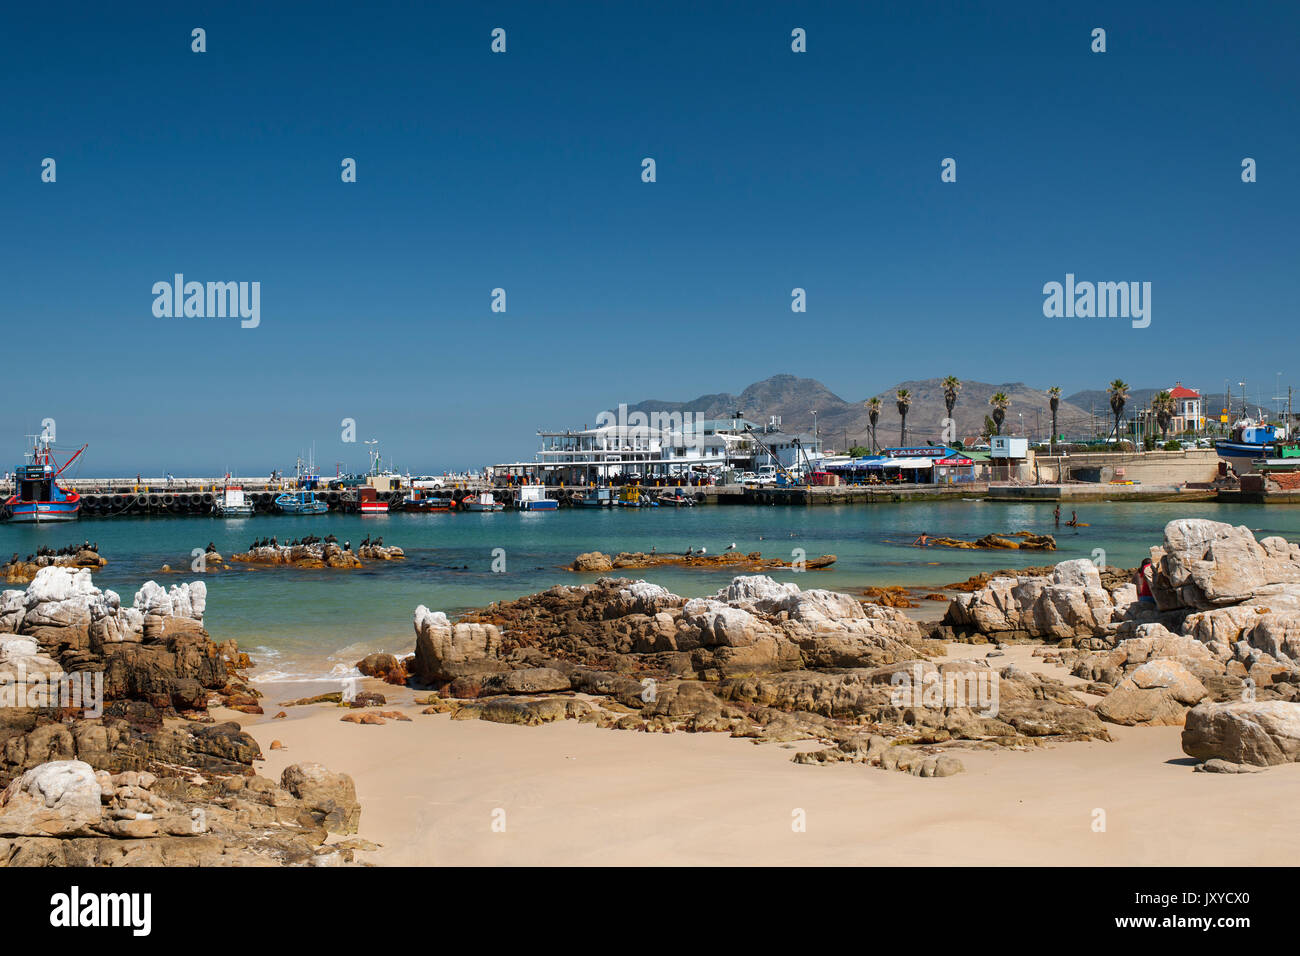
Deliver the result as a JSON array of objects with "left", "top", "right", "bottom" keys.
[
  {"left": 617, "top": 486, "right": 658, "bottom": 508},
  {"left": 400, "top": 489, "right": 452, "bottom": 512},
  {"left": 516, "top": 485, "right": 557, "bottom": 511},
  {"left": 574, "top": 488, "right": 613, "bottom": 508},
  {"left": 213, "top": 478, "right": 254, "bottom": 517},
  {"left": 463, "top": 492, "right": 505, "bottom": 512}
]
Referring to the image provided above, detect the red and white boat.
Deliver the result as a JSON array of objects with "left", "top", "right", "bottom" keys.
[{"left": 358, "top": 487, "right": 389, "bottom": 515}]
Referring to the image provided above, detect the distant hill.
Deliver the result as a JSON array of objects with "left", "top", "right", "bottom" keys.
[{"left": 626, "top": 374, "right": 1093, "bottom": 449}]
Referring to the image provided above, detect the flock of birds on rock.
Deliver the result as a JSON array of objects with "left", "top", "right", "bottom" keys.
[
  {"left": 9, "top": 542, "right": 97, "bottom": 565},
  {"left": 244, "top": 533, "right": 385, "bottom": 553}
]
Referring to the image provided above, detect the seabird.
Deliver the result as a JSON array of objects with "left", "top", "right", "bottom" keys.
[
  {"left": 698, "top": 547, "right": 707, "bottom": 555},
  {"left": 725, "top": 543, "right": 736, "bottom": 552},
  {"left": 344, "top": 541, "right": 350, "bottom": 551}
]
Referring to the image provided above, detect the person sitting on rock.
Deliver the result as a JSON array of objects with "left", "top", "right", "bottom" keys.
[{"left": 1135, "top": 558, "right": 1155, "bottom": 604}]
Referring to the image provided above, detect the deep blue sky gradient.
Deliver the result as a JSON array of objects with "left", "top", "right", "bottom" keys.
[{"left": 2, "top": 1, "right": 1296, "bottom": 474}]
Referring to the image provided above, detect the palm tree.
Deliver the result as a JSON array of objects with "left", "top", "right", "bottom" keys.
[
  {"left": 1108, "top": 379, "right": 1130, "bottom": 443},
  {"left": 895, "top": 389, "right": 912, "bottom": 445},
  {"left": 988, "top": 392, "right": 1010, "bottom": 435},
  {"left": 1153, "top": 390, "right": 1175, "bottom": 440},
  {"left": 941, "top": 376, "right": 961, "bottom": 424},
  {"left": 1047, "top": 386, "right": 1061, "bottom": 455},
  {"left": 865, "top": 398, "right": 882, "bottom": 454}
]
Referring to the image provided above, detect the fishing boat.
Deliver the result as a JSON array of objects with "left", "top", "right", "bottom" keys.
[
  {"left": 275, "top": 489, "right": 328, "bottom": 515},
  {"left": 654, "top": 491, "right": 695, "bottom": 507},
  {"left": 2, "top": 435, "right": 87, "bottom": 523},
  {"left": 212, "top": 477, "right": 254, "bottom": 517},
  {"left": 574, "top": 487, "right": 613, "bottom": 508},
  {"left": 400, "top": 488, "right": 452, "bottom": 512},
  {"left": 516, "top": 485, "right": 557, "bottom": 511},
  {"left": 276, "top": 455, "right": 330, "bottom": 515},
  {"left": 1216, "top": 419, "right": 1279, "bottom": 474},
  {"left": 617, "top": 486, "right": 658, "bottom": 508},
  {"left": 463, "top": 492, "right": 505, "bottom": 512}
]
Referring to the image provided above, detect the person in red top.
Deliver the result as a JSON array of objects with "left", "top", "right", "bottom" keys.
[{"left": 1135, "top": 558, "right": 1155, "bottom": 603}]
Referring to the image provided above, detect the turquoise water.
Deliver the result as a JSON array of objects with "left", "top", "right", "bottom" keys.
[{"left": 2, "top": 502, "right": 1295, "bottom": 679}]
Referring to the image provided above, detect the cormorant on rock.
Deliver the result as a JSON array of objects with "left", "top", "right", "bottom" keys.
[
  {"left": 685, "top": 546, "right": 693, "bottom": 555},
  {"left": 325, "top": 533, "right": 337, "bottom": 543},
  {"left": 361, "top": 536, "right": 371, "bottom": 548},
  {"left": 91, "top": 542, "right": 98, "bottom": 552},
  {"left": 10, "top": 553, "right": 17, "bottom": 564},
  {"left": 83, "top": 540, "right": 89, "bottom": 551},
  {"left": 205, "top": 542, "right": 217, "bottom": 553},
  {"left": 26, "top": 555, "right": 33, "bottom": 563},
  {"left": 344, "top": 541, "right": 350, "bottom": 552},
  {"left": 374, "top": 537, "right": 382, "bottom": 547},
  {"left": 271, "top": 537, "right": 277, "bottom": 547}
]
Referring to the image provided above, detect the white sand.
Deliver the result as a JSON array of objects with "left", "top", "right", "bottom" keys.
[{"left": 230, "top": 644, "right": 1300, "bottom": 866}]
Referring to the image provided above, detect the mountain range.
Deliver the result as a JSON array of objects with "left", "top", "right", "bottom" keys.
[{"left": 623, "top": 374, "right": 1200, "bottom": 449}]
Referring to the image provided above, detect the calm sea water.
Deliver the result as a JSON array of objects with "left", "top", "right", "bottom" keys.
[{"left": 2, "top": 502, "right": 1294, "bottom": 680}]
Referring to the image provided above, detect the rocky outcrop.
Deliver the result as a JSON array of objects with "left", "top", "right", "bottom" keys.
[
  {"left": 926, "top": 531, "right": 1056, "bottom": 551},
  {"left": 232, "top": 543, "right": 363, "bottom": 568},
  {"left": 403, "top": 574, "right": 1104, "bottom": 777},
  {"left": 942, "top": 558, "right": 1149, "bottom": 643},
  {"left": 569, "top": 551, "right": 836, "bottom": 572},
  {"left": 0, "top": 569, "right": 366, "bottom": 866},
  {"left": 942, "top": 521, "right": 1300, "bottom": 736},
  {"left": 0, "top": 759, "right": 363, "bottom": 866}
]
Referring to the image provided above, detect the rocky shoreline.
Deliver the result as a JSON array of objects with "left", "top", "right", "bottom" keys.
[
  {"left": 0, "top": 567, "right": 363, "bottom": 866},
  {"left": 9, "top": 516, "right": 1300, "bottom": 866},
  {"left": 284, "top": 517, "right": 1300, "bottom": 780}
]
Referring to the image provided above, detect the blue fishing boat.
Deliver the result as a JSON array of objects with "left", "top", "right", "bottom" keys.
[
  {"left": 3, "top": 436, "right": 87, "bottom": 523},
  {"left": 1216, "top": 420, "right": 1278, "bottom": 474},
  {"left": 275, "top": 456, "right": 329, "bottom": 515}
]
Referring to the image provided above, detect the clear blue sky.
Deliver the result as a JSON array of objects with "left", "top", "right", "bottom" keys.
[{"left": 2, "top": 0, "right": 1296, "bottom": 475}]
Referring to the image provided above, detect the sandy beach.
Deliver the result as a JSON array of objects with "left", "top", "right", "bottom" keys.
[{"left": 233, "top": 639, "right": 1300, "bottom": 866}]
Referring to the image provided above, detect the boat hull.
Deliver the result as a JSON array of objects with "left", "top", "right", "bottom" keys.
[
  {"left": 213, "top": 505, "right": 255, "bottom": 517},
  {"left": 1216, "top": 441, "right": 1269, "bottom": 473},
  {"left": 5, "top": 500, "right": 80, "bottom": 522},
  {"left": 518, "top": 500, "right": 557, "bottom": 511}
]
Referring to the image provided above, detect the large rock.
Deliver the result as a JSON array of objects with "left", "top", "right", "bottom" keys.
[
  {"left": 0, "top": 761, "right": 101, "bottom": 837},
  {"left": 1182, "top": 700, "right": 1300, "bottom": 766},
  {"left": 280, "top": 763, "right": 360, "bottom": 834},
  {"left": 1095, "top": 659, "right": 1208, "bottom": 726},
  {"left": 1154, "top": 519, "right": 1300, "bottom": 609},
  {"left": 411, "top": 607, "right": 505, "bottom": 683}
]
